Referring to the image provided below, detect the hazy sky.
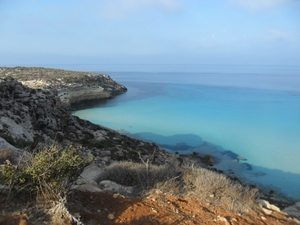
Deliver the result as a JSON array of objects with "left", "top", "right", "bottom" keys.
[{"left": 0, "top": 0, "right": 299, "bottom": 68}]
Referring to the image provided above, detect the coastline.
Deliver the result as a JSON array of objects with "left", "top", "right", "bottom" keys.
[
  {"left": 1, "top": 67, "right": 300, "bottom": 223},
  {"left": 72, "top": 76, "right": 300, "bottom": 203}
]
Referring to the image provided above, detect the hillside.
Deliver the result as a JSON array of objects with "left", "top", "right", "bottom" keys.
[
  {"left": 0, "top": 67, "right": 299, "bottom": 225},
  {"left": 0, "top": 67, "right": 127, "bottom": 107}
]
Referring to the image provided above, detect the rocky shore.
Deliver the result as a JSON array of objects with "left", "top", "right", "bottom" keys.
[
  {"left": 0, "top": 76, "right": 174, "bottom": 166},
  {"left": 0, "top": 67, "right": 127, "bottom": 107},
  {"left": 0, "top": 67, "right": 299, "bottom": 224}
]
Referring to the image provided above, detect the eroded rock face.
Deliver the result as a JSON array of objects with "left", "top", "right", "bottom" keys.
[{"left": 0, "top": 67, "right": 127, "bottom": 107}]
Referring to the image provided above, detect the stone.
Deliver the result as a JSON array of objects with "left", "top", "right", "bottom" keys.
[
  {"left": 93, "top": 130, "right": 105, "bottom": 141},
  {"left": 283, "top": 202, "right": 300, "bottom": 220},
  {"left": 77, "top": 164, "right": 104, "bottom": 184},
  {"left": 99, "top": 180, "right": 133, "bottom": 194},
  {"left": 261, "top": 208, "right": 273, "bottom": 215},
  {"left": 217, "top": 215, "right": 230, "bottom": 225},
  {"left": 107, "top": 214, "right": 115, "bottom": 220},
  {"left": 0, "top": 137, "right": 29, "bottom": 163},
  {"left": 0, "top": 117, "right": 34, "bottom": 142},
  {"left": 71, "top": 183, "right": 103, "bottom": 193},
  {"left": 257, "top": 199, "right": 280, "bottom": 213}
]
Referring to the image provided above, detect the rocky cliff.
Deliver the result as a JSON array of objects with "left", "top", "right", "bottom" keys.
[
  {"left": 1, "top": 73, "right": 299, "bottom": 225},
  {"left": 0, "top": 67, "right": 127, "bottom": 107},
  {"left": 0, "top": 77, "right": 173, "bottom": 166}
]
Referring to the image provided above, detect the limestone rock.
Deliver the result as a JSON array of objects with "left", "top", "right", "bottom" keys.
[
  {"left": 72, "top": 183, "right": 103, "bottom": 193},
  {"left": 217, "top": 215, "right": 230, "bottom": 225},
  {"left": 0, "top": 117, "right": 34, "bottom": 142},
  {"left": 99, "top": 180, "right": 133, "bottom": 194},
  {"left": 257, "top": 199, "right": 281, "bottom": 213},
  {"left": 0, "top": 67, "right": 127, "bottom": 107},
  {"left": 0, "top": 73, "right": 176, "bottom": 172},
  {"left": 76, "top": 164, "right": 104, "bottom": 185}
]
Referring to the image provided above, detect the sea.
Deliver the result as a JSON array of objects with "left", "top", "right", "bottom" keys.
[{"left": 71, "top": 64, "right": 300, "bottom": 200}]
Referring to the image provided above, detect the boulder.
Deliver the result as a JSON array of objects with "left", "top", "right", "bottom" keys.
[
  {"left": 76, "top": 164, "right": 104, "bottom": 185},
  {"left": 0, "top": 117, "right": 34, "bottom": 142},
  {"left": 283, "top": 202, "right": 300, "bottom": 220},
  {"left": 72, "top": 183, "right": 103, "bottom": 193},
  {"left": 257, "top": 199, "right": 281, "bottom": 213},
  {"left": 0, "top": 137, "right": 29, "bottom": 163},
  {"left": 99, "top": 180, "right": 133, "bottom": 194}
]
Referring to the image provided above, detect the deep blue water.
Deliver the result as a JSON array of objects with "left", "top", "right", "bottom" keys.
[{"left": 73, "top": 66, "right": 300, "bottom": 200}]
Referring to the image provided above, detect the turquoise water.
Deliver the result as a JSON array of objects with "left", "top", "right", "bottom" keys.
[{"left": 73, "top": 68, "right": 300, "bottom": 199}]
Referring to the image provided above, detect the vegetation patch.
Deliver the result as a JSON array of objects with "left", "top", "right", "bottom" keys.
[
  {"left": 0, "top": 144, "right": 92, "bottom": 204},
  {"left": 100, "top": 160, "right": 258, "bottom": 212}
]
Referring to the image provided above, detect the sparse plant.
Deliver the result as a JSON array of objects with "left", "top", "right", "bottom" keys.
[
  {"left": 100, "top": 159, "right": 258, "bottom": 212},
  {"left": 181, "top": 164, "right": 258, "bottom": 212},
  {"left": 100, "top": 160, "right": 181, "bottom": 195},
  {"left": 0, "top": 143, "right": 92, "bottom": 204}
]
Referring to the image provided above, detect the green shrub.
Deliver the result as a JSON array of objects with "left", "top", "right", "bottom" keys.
[{"left": 0, "top": 144, "right": 92, "bottom": 203}]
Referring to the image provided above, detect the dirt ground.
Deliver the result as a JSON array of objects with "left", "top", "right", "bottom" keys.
[{"left": 1, "top": 190, "right": 299, "bottom": 225}]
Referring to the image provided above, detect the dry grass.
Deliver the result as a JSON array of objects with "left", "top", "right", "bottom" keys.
[
  {"left": 100, "top": 161, "right": 258, "bottom": 212},
  {"left": 100, "top": 161, "right": 181, "bottom": 194},
  {"left": 47, "top": 197, "right": 82, "bottom": 225},
  {"left": 181, "top": 164, "right": 258, "bottom": 212}
]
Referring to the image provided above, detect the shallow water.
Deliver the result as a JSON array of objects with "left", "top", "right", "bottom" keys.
[{"left": 73, "top": 67, "right": 300, "bottom": 199}]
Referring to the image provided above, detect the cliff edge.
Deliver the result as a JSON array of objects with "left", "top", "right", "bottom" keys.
[{"left": 0, "top": 67, "right": 127, "bottom": 107}]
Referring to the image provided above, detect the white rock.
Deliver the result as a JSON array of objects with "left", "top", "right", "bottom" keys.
[
  {"left": 72, "top": 183, "right": 103, "bottom": 193},
  {"left": 76, "top": 164, "right": 104, "bottom": 185},
  {"left": 217, "top": 215, "right": 230, "bottom": 225},
  {"left": 257, "top": 199, "right": 280, "bottom": 212},
  {"left": 99, "top": 180, "right": 133, "bottom": 194},
  {"left": 107, "top": 214, "right": 115, "bottom": 220},
  {"left": 261, "top": 208, "right": 273, "bottom": 215}
]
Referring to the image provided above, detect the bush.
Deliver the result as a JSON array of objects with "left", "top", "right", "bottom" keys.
[
  {"left": 100, "top": 161, "right": 181, "bottom": 194},
  {"left": 0, "top": 144, "right": 92, "bottom": 204},
  {"left": 100, "top": 161, "right": 258, "bottom": 212},
  {"left": 181, "top": 164, "right": 258, "bottom": 212}
]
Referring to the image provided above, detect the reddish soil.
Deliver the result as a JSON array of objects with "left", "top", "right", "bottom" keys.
[
  {"left": 67, "top": 191, "right": 298, "bottom": 225},
  {"left": 1, "top": 190, "right": 299, "bottom": 225}
]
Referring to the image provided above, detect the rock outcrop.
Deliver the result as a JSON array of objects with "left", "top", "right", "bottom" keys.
[
  {"left": 284, "top": 202, "right": 300, "bottom": 220},
  {"left": 0, "top": 67, "right": 127, "bottom": 107},
  {"left": 0, "top": 78, "right": 174, "bottom": 166}
]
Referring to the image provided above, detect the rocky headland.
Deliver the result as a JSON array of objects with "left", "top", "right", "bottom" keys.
[
  {"left": 0, "top": 74, "right": 173, "bottom": 166},
  {"left": 0, "top": 67, "right": 299, "bottom": 225},
  {"left": 0, "top": 67, "right": 127, "bottom": 107}
]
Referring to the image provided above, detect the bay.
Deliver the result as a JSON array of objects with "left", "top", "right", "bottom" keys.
[{"left": 73, "top": 65, "right": 300, "bottom": 200}]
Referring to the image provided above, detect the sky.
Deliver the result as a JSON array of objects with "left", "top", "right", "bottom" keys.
[{"left": 0, "top": 0, "right": 300, "bottom": 69}]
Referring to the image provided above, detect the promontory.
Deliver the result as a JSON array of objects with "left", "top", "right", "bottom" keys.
[{"left": 0, "top": 67, "right": 127, "bottom": 107}]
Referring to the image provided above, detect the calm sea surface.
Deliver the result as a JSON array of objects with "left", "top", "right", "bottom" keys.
[{"left": 72, "top": 65, "right": 300, "bottom": 200}]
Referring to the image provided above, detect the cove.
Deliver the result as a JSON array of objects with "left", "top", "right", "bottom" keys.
[{"left": 73, "top": 68, "right": 300, "bottom": 200}]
